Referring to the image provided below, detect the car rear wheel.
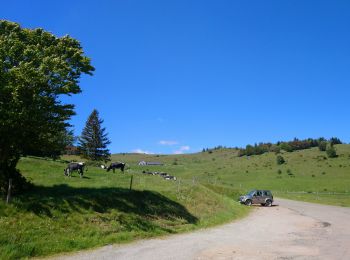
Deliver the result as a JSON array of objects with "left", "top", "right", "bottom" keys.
[
  {"left": 265, "top": 200, "right": 272, "bottom": 207},
  {"left": 245, "top": 199, "right": 252, "bottom": 206}
]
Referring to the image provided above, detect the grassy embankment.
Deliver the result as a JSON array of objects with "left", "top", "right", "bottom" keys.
[
  {"left": 1, "top": 144, "right": 349, "bottom": 259},
  {"left": 0, "top": 157, "right": 248, "bottom": 259}
]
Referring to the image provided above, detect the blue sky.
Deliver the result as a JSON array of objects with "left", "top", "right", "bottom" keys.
[{"left": 3, "top": 1, "right": 350, "bottom": 154}]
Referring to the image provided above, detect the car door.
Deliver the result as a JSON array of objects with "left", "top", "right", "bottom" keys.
[
  {"left": 254, "top": 190, "right": 263, "bottom": 204},
  {"left": 261, "top": 190, "right": 268, "bottom": 204},
  {"left": 252, "top": 190, "right": 261, "bottom": 204}
]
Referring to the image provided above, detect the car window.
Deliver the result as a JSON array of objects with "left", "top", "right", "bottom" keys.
[
  {"left": 263, "top": 191, "right": 271, "bottom": 196},
  {"left": 248, "top": 190, "right": 256, "bottom": 196},
  {"left": 256, "top": 191, "right": 262, "bottom": 196}
]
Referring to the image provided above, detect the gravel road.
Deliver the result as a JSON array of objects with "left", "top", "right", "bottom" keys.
[{"left": 51, "top": 198, "right": 350, "bottom": 260}]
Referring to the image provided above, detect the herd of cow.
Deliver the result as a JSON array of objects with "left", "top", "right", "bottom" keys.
[
  {"left": 64, "top": 162, "right": 126, "bottom": 178},
  {"left": 63, "top": 162, "right": 177, "bottom": 181},
  {"left": 142, "top": 171, "right": 177, "bottom": 180}
]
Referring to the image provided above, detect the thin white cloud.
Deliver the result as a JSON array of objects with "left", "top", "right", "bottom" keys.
[
  {"left": 132, "top": 149, "right": 154, "bottom": 154},
  {"left": 159, "top": 140, "right": 178, "bottom": 146},
  {"left": 173, "top": 145, "right": 190, "bottom": 154}
]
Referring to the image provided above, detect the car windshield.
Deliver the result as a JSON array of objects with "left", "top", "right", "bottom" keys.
[{"left": 247, "top": 190, "right": 256, "bottom": 196}]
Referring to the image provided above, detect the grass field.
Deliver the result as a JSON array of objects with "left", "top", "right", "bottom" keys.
[
  {"left": 0, "top": 157, "right": 249, "bottom": 259},
  {"left": 108, "top": 144, "right": 350, "bottom": 206},
  {"left": 1, "top": 144, "right": 349, "bottom": 259}
]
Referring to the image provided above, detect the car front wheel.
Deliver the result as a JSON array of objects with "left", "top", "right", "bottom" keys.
[{"left": 245, "top": 199, "right": 252, "bottom": 206}]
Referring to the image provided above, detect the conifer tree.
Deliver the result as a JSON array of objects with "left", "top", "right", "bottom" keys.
[{"left": 78, "top": 109, "right": 111, "bottom": 161}]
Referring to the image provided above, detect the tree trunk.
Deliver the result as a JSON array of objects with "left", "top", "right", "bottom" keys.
[
  {"left": 0, "top": 151, "right": 20, "bottom": 196},
  {"left": 6, "top": 178, "right": 12, "bottom": 203}
]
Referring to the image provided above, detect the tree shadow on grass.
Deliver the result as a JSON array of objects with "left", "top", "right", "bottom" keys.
[{"left": 12, "top": 184, "right": 198, "bottom": 229}]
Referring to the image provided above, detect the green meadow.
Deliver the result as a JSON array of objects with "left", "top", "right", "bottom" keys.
[
  {"left": 0, "top": 156, "right": 248, "bottom": 259},
  {"left": 110, "top": 144, "right": 350, "bottom": 206},
  {"left": 1, "top": 144, "right": 350, "bottom": 259}
]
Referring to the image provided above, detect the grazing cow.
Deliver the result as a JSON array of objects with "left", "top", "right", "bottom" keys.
[
  {"left": 64, "top": 162, "right": 85, "bottom": 178},
  {"left": 164, "top": 175, "right": 177, "bottom": 181},
  {"left": 107, "top": 162, "right": 125, "bottom": 173}
]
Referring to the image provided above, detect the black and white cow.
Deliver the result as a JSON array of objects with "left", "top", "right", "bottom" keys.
[
  {"left": 64, "top": 162, "right": 85, "bottom": 178},
  {"left": 106, "top": 162, "right": 125, "bottom": 173},
  {"left": 164, "top": 175, "right": 177, "bottom": 181}
]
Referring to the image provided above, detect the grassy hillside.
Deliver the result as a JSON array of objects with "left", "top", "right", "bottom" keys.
[
  {"left": 108, "top": 144, "right": 350, "bottom": 207},
  {"left": 1, "top": 144, "right": 349, "bottom": 259},
  {"left": 0, "top": 157, "right": 249, "bottom": 259}
]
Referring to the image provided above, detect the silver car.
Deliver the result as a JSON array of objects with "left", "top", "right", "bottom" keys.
[{"left": 239, "top": 189, "right": 273, "bottom": 206}]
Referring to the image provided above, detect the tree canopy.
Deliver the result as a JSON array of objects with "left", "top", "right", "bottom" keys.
[{"left": 0, "top": 20, "right": 94, "bottom": 193}]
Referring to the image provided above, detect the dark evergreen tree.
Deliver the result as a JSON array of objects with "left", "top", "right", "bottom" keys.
[
  {"left": 78, "top": 109, "right": 111, "bottom": 161},
  {"left": 329, "top": 137, "right": 342, "bottom": 146}
]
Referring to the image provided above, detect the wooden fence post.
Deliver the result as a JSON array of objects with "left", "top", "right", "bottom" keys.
[
  {"left": 129, "top": 175, "right": 133, "bottom": 191},
  {"left": 6, "top": 179, "right": 12, "bottom": 204}
]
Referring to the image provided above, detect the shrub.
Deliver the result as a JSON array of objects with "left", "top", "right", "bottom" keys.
[
  {"left": 326, "top": 146, "right": 337, "bottom": 158},
  {"left": 237, "top": 149, "right": 246, "bottom": 157},
  {"left": 277, "top": 169, "right": 282, "bottom": 174},
  {"left": 318, "top": 141, "right": 327, "bottom": 151},
  {"left": 269, "top": 145, "right": 281, "bottom": 154},
  {"left": 276, "top": 155, "right": 285, "bottom": 165}
]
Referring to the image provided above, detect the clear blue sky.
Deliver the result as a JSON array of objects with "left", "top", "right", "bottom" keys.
[{"left": 3, "top": 1, "right": 350, "bottom": 154}]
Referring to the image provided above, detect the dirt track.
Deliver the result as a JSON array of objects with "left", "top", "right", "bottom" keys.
[{"left": 52, "top": 198, "right": 350, "bottom": 259}]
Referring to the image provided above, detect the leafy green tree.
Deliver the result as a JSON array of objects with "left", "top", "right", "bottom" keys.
[
  {"left": 0, "top": 20, "right": 94, "bottom": 194},
  {"left": 245, "top": 145, "right": 255, "bottom": 156},
  {"left": 26, "top": 127, "right": 75, "bottom": 158},
  {"left": 326, "top": 145, "right": 337, "bottom": 158},
  {"left": 318, "top": 141, "right": 327, "bottom": 151},
  {"left": 269, "top": 144, "right": 281, "bottom": 154},
  {"left": 78, "top": 109, "right": 111, "bottom": 161},
  {"left": 279, "top": 142, "right": 293, "bottom": 152}
]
